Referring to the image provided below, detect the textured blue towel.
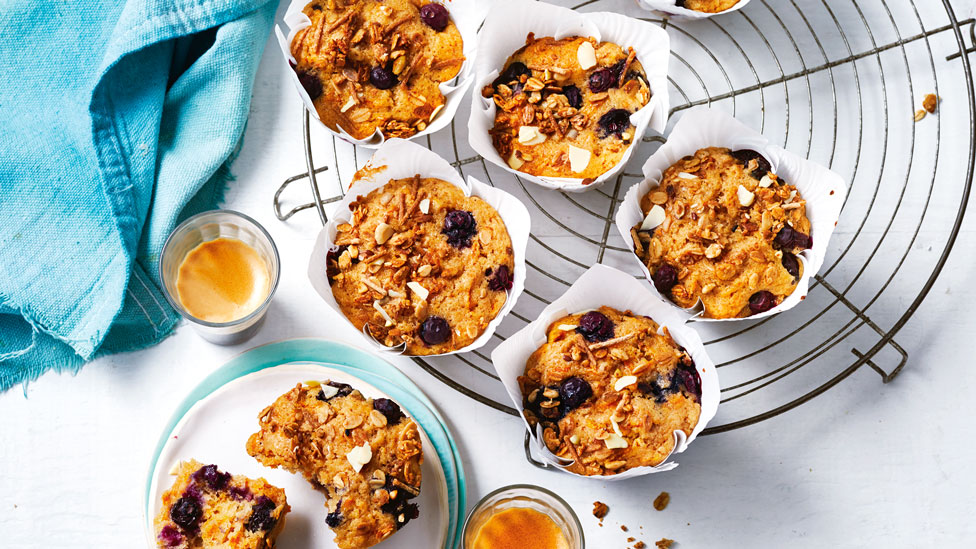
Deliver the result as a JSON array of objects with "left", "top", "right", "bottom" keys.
[{"left": 0, "top": 0, "right": 276, "bottom": 391}]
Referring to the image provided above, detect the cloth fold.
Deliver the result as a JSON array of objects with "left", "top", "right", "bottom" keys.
[{"left": 0, "top": 0, "right": 277, "bottom": 391}]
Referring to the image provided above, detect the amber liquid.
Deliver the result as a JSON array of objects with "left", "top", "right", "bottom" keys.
[
  {"left": 472, "top": 508, "right": 570, "bottom": 549},
  {"left": 176, "top": 238, "right": 271, "bottom": 323}
]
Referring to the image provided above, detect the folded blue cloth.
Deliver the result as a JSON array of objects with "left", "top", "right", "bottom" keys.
[{"left": 0, "top": 0, "right": 277, "bottom": 391}]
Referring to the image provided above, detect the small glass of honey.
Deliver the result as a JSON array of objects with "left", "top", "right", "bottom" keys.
[
  {"left": 159, "top": 210, "right": 280, "bottom": 345},
  {"left": 463, "top": 484, "right": 584, "bottom": 549}
]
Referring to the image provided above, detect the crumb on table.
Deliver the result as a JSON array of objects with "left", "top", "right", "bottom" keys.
[
  {"left": 653, "top": 491, "right": 671, "bottom": 511},
  {"left": 656, "top": 538, "right": 675, "bottom": 549},
  {"left": 634, "top": 542, "right": 646, "bottom": 549},
  {"left": 592, "top": 500, "right": 609, "bottom": 519}
]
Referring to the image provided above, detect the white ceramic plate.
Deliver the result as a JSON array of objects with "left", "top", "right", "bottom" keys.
[{"left": 145, "top": 363, "right": 449, "bottom": 548}]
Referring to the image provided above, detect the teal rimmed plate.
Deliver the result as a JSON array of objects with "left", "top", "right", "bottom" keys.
[{"left": 143, "top": 339, "right": 466, "bottom": 548}]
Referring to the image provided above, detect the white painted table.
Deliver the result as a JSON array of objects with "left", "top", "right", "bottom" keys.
[{"left": 3, "top": 1, "right": 976, "bottom": 547}]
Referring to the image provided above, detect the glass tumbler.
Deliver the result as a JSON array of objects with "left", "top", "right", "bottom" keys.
[
  {"left": 462, "top": 484, "right": 585, "bottom": 548},
  {"left": 159, "top": 210, "right": 280, "bottom": 345}
]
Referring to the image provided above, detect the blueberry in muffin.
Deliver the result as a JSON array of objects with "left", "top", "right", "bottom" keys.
[
  {"left": 518, "top": 306, "right": 702, "bottom": 476},
  {"left": 246, "top": 382, "right": 423, "bottom": 549},
  {"left": 484, "top": 34, "right": 651, "bottom": 180},
  {"left": 327, "top": 176, "right": 515, "bottom": 354},
  {"left": 631, "top": 147, "right": 812, "bottom": 318},
  {"left": 154, "top": 460, "right": 290, "bottom": 548},
  {"left": 289, "top": 0, "right": 465, "bottom": 140}
]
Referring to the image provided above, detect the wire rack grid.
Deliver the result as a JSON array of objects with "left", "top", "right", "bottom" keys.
[{"left": 273, "top": 0, "right": 976, "bottom": 437}]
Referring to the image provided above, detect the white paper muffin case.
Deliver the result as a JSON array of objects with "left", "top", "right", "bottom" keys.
[
  {"left": 468, "top": 0, "right": 671, "bottom": 192},
  {"left": 614, "top": 107, "right": 848, "bottom": 322},
  {"left": 308, "top": 138, "right": 531, "bottom": 356},
  {"left": 635, "top": 0, "right": 753, "bottom": 20},
  {"left": 276, "top": 0, "right": 487, "bottom": 148},
  {"left": 490, "top": 264, "right": 720, "bottom": 479}
]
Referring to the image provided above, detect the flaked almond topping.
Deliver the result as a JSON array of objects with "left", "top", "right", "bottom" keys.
[
  {"left": 614, "top": 375, "right": 638, "bottom": 391},
  {"left": 387, "top": 289, "right": 404, "bottom": 298},
  {"left": 417, "top": 198, "right": 430, "bottom": 215},
  {"left": 589, "top": 332, "right": 636, "bottom": 350},
  {"left": 577, "top": 40, "right": 597, "bottom": 70},
  {"left": 346, "top": 442, "right": 373, "bottom": 473},
  {"left": 677, "top": 172, "right": 698, "bottom": 180},
  {"left": 319, "top": 384, "right": 339, "bottom": 400},
  {"left": 568, "top": 145, "right": 591, "bottom": 173},
  {"left": 759, "top": 174, "right": 775, "bottom": 188},
  {"left": 507, "top": 153, "right": 524, "bottom": 170},
  {"left": 737, "top": 184, "right": 755, "bottom": 207},
  {"left": 517, "top": 126, "right": 546, "bottom": 146},
  {"left": 340, "top": 96, "right": 357, "bottom": 113},
  {"left": 610, "top": 416, "right": 624, "bottom": 437},
  {"left": 417, "top": 264, "right": 432, "bottom": 277},
  {"left": 428, "top": 104, "right": 444, "bottom": 122},
  {"left": 621, "top": 130, "right": 633, "bottom": 142},
  {"left": 333, "top": 474, "right": 344, "bottom": 489},
  {"left": 705, "top": 243, "right": 723, "bottom": 259},
  {"left": 569, "top": 434, "right": 580, "bottom": 445},
  {"left": 604, "top": 433, "right": 629, "bottom": 450},
  {"left": 640, "top": 205, "right": 666, "bottom": 231},
  {"left": 375, "top": 222, "right": 394, "bottom": 244},
  {"left": 650, "top": 191, "right": 668, "bottom": 205},
  {"left": 557, "top": 324, "right": 577, "bottom": 331},
  {"left": 363, "top": 277, "right": 387, "bottom": 296},
  {"left": 373, "top": 300, "right": 395, "bottom": 327},
  {"left": 784, "top": 189, "right": 797, "bottom": 204},
  {"left": 406, "top": 281, "right": 429, "bottom": 300},
  {"left": 524, "top": 77, "right": 546, "bottom": 93}
]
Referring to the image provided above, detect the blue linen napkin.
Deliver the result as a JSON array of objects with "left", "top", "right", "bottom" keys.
[{"left": 0, "top": 0, "right": 277, "bottom": 391}]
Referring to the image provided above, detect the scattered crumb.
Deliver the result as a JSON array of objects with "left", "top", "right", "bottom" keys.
[
  {"left": 653, "top": 491, "right": 670, "bottom": 511},
  {"left": 621, "top": 525, "right": 629, "bottom": 532},
  {"left": 635, "top": 543, "right": 646, "bottom": 549},
  {"left": 656, "top": 538, "right": 675, "bottom": 549},
  {"left": 923, "top": 93, "right": 939, "bottom": 113},
  {"left": 628, "top": 537, "right": 636, "bottom": 542},
  {"left": 592, "top": 501, "right": 609, "bottom": 520},
  {"left": 914, "top": 109, "right": 926, "bottom": 122}
]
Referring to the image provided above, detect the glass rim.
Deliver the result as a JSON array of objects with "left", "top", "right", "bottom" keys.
[
  {"left": 158, "top": 209, "right": 281, "bottom": 328},
  {"left": 461, "top": 483, "right": 584, "bottom": 547}
]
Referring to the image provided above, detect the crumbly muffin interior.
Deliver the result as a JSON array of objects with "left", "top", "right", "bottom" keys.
[
  {"left": 246, "top": 382, "right": 422, "bottom": 549},
  {"left": 327, "top": 176, "right": 514, "bottom": 355},
  {"left": 519, "top": 307, "right": 702, "bottom": 476},
  {"left": 632, "top": 147, "right": 812, "bottom": 318},
  {"left": 485, "top": 35, "right": 651, "bottom": 180},
  {"left": 290, "top": 0, "right": 464, "bottom": 140}
]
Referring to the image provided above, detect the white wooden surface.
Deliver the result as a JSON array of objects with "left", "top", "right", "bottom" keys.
[{"left": 2, "top": 1, "right": 976, "bottom": 546}]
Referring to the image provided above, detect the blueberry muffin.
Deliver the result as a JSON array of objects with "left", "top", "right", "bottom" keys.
[
  {"left": 327, "top": 176, "right": 515, "bottom": 354},
  {"left": 676, "top": 0, "right": 741, "bottom": 13},
  {"left": 518, "top": 307, "right": 702, "bottom": 476},
  {"left": 154, "top": 460, "right": 289, "bottom": 548},
  {"left": 246, "top": 382, "right": 423, "bottom": 549},
  {"left": 484, "top": 35, "right": 651, "bottom": 180},
  {"left": 632, "top": 147, "right": 812, "bottom": 318},
  {"left": 290, "top": 0, "right": 464, "bottom": 140}
]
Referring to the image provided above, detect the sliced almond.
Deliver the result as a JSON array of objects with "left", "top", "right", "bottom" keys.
[
  {"left": 373, "top": 300, "right": 394, "bottom": 327},
  {"left": 517, "top": 126, "right": 546, "bottom": 146},
  {"left": 759, "top": 174, "right": 775, "bottom": 188},
  {"left": 375, "top": 222, "right": 394, "bottom": 244},
  {"left": 557, "top": 324, "right": 577, "bottom": 331},
  {"left": 577, "top": 41, "right": 597, "bottom": 70},
  {"left": 340, "top": 96, "right": 357, "bottom": 113},
  {"left": 406, "top": 281, "right": 429, "bottom": 301},
  {"left": 346, "top": 442, "right": 373, "bottom": 473},
  {"left": 507, "top": 153, "right": 524, "bottom": 170},
  {"left": 568, "top": 145, "right": 591, "bottom": 173},
  {"left": 569, "top": 434, "right": 580, "bottom": 445},
  {"left": 640, "top": 205, "right": 666, "bottom": 231},
  {"left": 677, "top": 172, "right": 698, "bottom": 180},
  {"left": 428, "top": 104, "right": 445, "bottom": 122},
  {"left": 604, "top": 433, "right": 629, "bottom": 450},
  {"left": 614, "top": 375, "right": 638, "bottom": 391},
  {"left": 737, "top": 185, "right": 755, "bottom": 207},
  {"left": 318, "top": 384, "right": 339, "bottom": 400},
  {"left": 417, "top": 264, "right": 432, "bottom": 277},
  {"left": 419, "top": 198, "right": 430, "bottom": 214}
]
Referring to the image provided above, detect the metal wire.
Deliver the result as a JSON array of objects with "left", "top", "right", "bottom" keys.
[{"left": 274, "top": 0, "right": 975, "bottom": 437}]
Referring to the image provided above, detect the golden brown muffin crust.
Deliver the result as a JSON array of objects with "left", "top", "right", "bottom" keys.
[
  {"left": 291, "top": 0, "right": 464, "bottom": 140},
  {"left": 632, "top": 147, "right": 812, "bottom": 318},
  {"left": 328, "top": 176, "right": 514, "bottom": 355},
  {"left": 484, "top": 35, "right": 651, "bottom": 180},
  {"left": 519, "top": 307, "right": 702, "bottom": 476},
  {"left": 678, "top": 0, "right": 741, "bottom": 13}
]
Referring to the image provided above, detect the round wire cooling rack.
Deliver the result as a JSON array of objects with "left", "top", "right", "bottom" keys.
[{"left": 273, "top": 0, "right": 976, "bottom": 438}]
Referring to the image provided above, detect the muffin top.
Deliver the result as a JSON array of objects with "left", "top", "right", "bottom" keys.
[
  {"left": 484, "top": 35, "right": 651, "bottom": 180},
  {"left": 519, "top": 307, "right": 702, "bottom": 476},
  {"left": 246, "top": 382, "right": 422, "bottom": 549},
  {"left": 327, "top": 176, "right": 514, "bottom": 355},
  {"left": 676, "top": 0, "right": 741, "bottom": 13},
  {"left": 290, "top": 0, "right": 464, "bottom": 140},
  {"left": 154, "top": 460, "right": 289, "bottom": 549},
  {"left": 632, "top": 147, "right": 812, "bottom": 318}
]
